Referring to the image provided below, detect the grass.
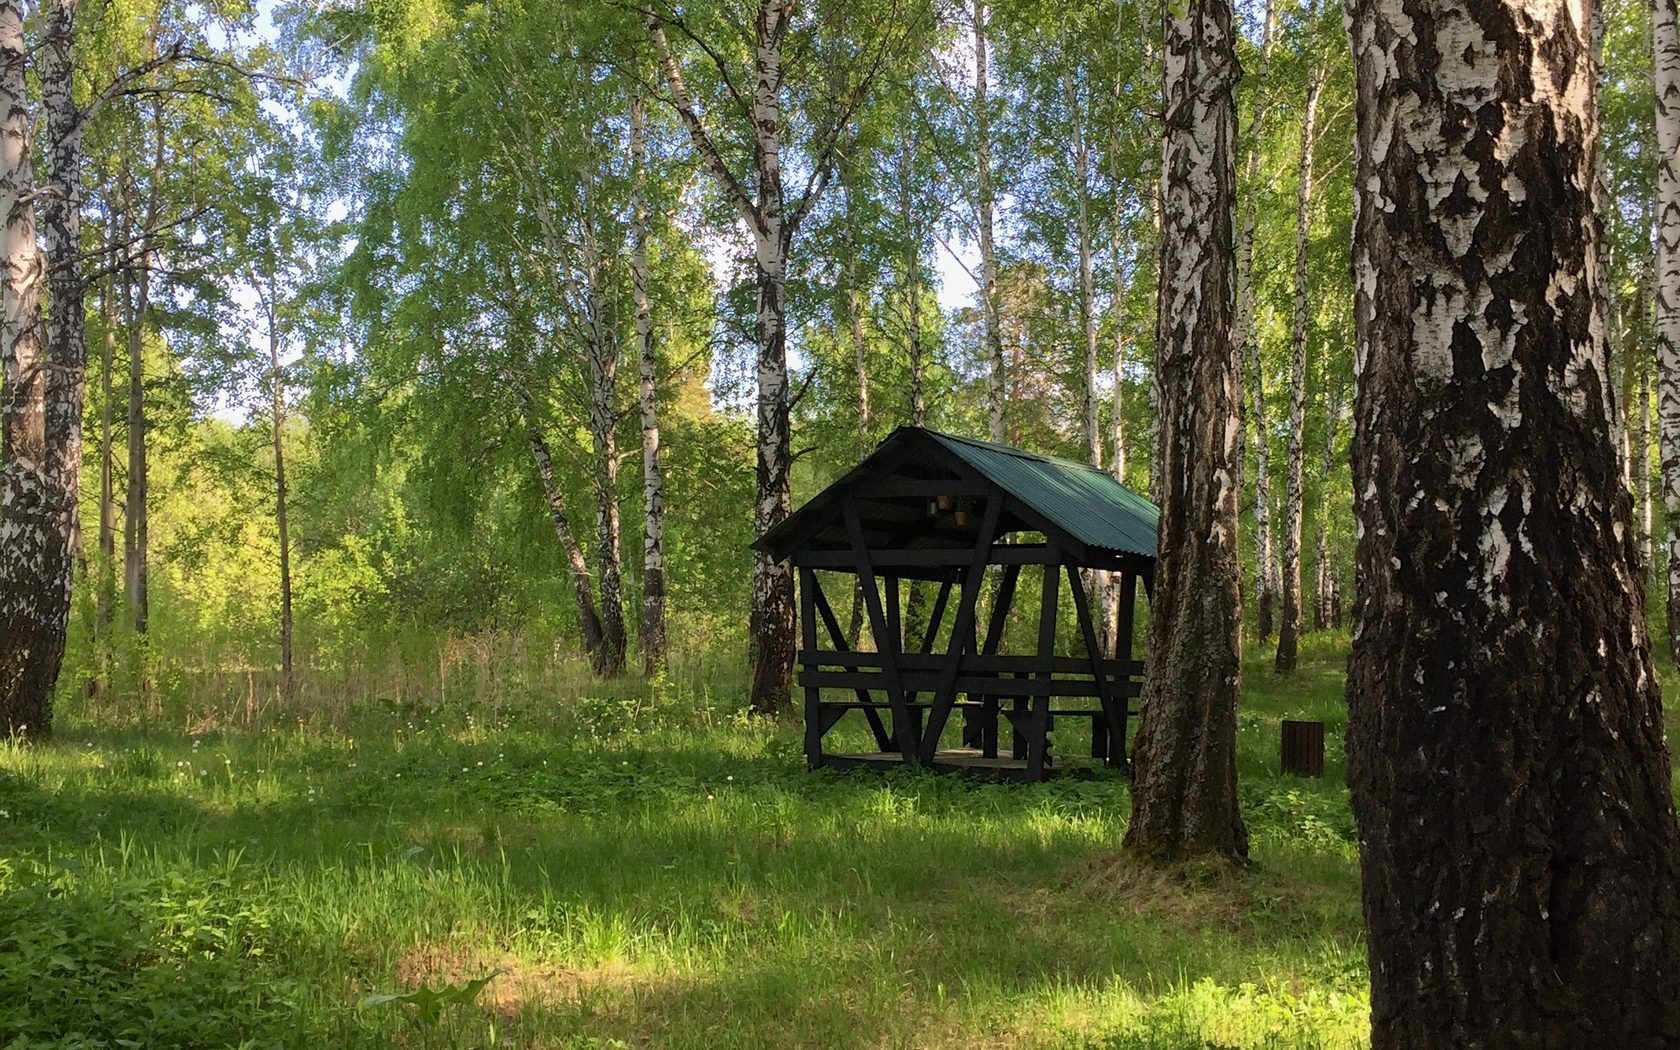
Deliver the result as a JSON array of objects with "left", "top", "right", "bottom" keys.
[{"left": 2, "top": 633, "right": 1370, "bottom": 1049}]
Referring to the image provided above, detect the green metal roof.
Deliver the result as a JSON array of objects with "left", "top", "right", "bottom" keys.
[{"left": 925, "top": 431, "right": 1159, "bottom": 559}]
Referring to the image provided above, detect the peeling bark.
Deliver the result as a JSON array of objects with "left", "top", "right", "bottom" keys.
[
  {"left": 1275, "top": 66, "right": 1323, "bottom": 672},
  {"left": 1237, "top": 0, "right": 1278, "bottom": 641},
  {"left": 1122, "top": 0, "right": 1247, "bottom": 864},
  {"left": 1348, "top": 0, "right": 1680, "bottom": 1041},
  {"left": 581, "top": 219, "right": 627, "bottom": 678},
  {"left": 1313, "top": 384, "right": 1341, "bottom": 630},
  {"left": 0, "top": 0, "right": 49, "bottom": 736},
  {"left": 526, "top": 402, "right": 607, "bottom": 668},
  {"left": 1658, "top": 0, "right": 1680, "bottom": 663},
  {"left": 646, "top": 0, "right": 800, "bottom": 713},
  {"left": 630, "top": 91, "right": 667, "bottom": 677}
]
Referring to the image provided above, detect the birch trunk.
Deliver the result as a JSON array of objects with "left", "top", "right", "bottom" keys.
[
  {"left": 95, "top": 277, "right": 116, "bottom": 689},
  {"left": 1237, "top": 0, "right": 1278, "bottom": 639},
  {"left": 976, "top": 0, "right": 1005, "bottom": 443},
  {"left": 900, "top": 130, "right": 925, "bottom": 430},
  {"left": 265, "top": 289, "right": 293, "bottom": 698},
  {"left": 583, "top": 221, "right": 627, "bottom": 677},
  {"left": 526, "top": 401, "right": 607, "bottom": 666},
  {"left": 1275, "top": 67, "right": 1322, "bottom": 673},
  {"left": 630, "top": 91, "right": 667, "bottom": 676},
  {"left": 844, "top": 172, "right": 869, "bottom": 643},
  {"left": 647, "top": 0, "right": 799, "bottom": 712},
  {"left": 0, "top": 0, "right": 49, "bottom": 736},
  {"left": 1657, "top": 0, "right": 1680, "bottom": 663},
  {"left": 1641, "top": 351, "right": 1655, "bottom": 584},
  {"left": 745, "top": 1, "right": 796, "bottom": 712},
  {"left": 1348, "top": 0, "right": 1680, "bottom": 1040},
  {"left": 1312, "top": 385, "right": 1340, "bottom": 631},
  {"left": 125, "top": 249, "right": 149, "bottom": 640},
  {"left": 1122, "top": 0, "right": 1247, "bottom": 863}
]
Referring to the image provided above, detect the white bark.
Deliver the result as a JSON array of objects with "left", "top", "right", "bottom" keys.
[
  {"left": 0, "top": 0, "right": 47, "bottom": 733},
  {"left": 630, "top": 91, "right": 667, "bottom": 676},
  {"left": 1656, "top": 0, "right": 1680, "bottom": 661},
  {"left": 1276, "top": 66, "right": 1322, "bottom": 671},
  {"left": 1238, "top": 0, "right": 1278, "bottom": 634}
]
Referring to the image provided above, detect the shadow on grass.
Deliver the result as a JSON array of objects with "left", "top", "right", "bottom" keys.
[{"left": 3, "top": 695, "right": 1367, "bottom": 1049}]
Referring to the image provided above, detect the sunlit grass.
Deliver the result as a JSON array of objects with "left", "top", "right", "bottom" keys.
[{"left": 3, "top": 635, "right": 1369, "bottom": 1049}]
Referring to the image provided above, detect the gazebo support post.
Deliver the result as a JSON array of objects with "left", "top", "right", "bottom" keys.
[
  {"left": 809, "top": 576, "right": 894, "bottom": 750},
  {"left": 1066, "top": 562, "right": 1124, "bottom": 770},
  {"left": 1027, "top": 558, "right": 1061, "bottom": 781},
  {"left": 915, "top": 494, "right": 1004, "bottom": 764},
  {"left": 800, "top": 567, "right": 823, "bottom": 768},
  {"left": 965, "top": 562, "right": 1020, "bottom": 755},
  {"left": 844, "top": 501, "right": 920, "bottom": 762}
]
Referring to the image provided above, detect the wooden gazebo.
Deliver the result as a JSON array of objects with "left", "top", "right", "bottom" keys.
[{"left": 754, "top": 427, "right": 1158, "bottom": 782}]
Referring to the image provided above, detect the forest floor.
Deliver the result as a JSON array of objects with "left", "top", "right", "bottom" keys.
[{"left": 3, "top": 634, "right": 1375, "bottom": 1049}]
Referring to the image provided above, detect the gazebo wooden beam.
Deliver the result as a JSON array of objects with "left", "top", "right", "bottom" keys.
[{"left": 915, "top": 492, "right": 1004, "bottom": 764}]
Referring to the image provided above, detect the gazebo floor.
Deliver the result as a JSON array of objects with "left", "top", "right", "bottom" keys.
[{"left": 822, "top": 748, "right": 1118, "bottom": 782}]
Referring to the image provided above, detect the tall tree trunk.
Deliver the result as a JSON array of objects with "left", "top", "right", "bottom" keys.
[
  {"left": 1065, "top": 68, "right": 1101, "bottom": 468},
  {"left": 630, "top": 91, "right": 667, "bottom": 677},
  {"left": 647, "top": 0, "right": 825, "bottom": 713},
  {"left": 1275, "top": 66, "right": 1322, "bottom": 673},
  {"left": 583, "top": 221, "right": 627, "bottom": 677},
  {"left": 1641, "top": 350, "right": 1655, "bottom": 585},
  {"left": 844, "top": 173, "right": 869, "bottom": 644},
  {"left": 525, "top": 400, "right": 607, "bottom": 668},
  {"left": 31, "top": 0, "right": 82, "bottom": 734},
  {"left": 1237, "top": 0, "right": 1278, "bottom": 640},
  {"left": 1348, "top": 0, "right": 1680, "bottom": 1042},
  {"left": 266, "top": 291, "right": 293, "bottom": 699},
  {"left": 95, "top": 277, "right": 116, "bottom": 690},
  {"left": 901, "top": 128, "right": 925, "bottom": 431},
  {"left": 744, "top": 1, "right": 796, "bottom": 714},
  {"left": 1312, "top": 384, "right": 1340, "bottom": 630},
  {"left": 976, "top": 0, "right": 1005, "bottom": 443},
  {"left": 0, "top": 0, "right": 49, "bottom": 737},
  {"left": 1122, "top": 0, "right": 1247, "bottom": 864},
  {"left": 1594, "top": 0, "right": 1628, "bottom": 484},
  {"left": 1659, "top": 0, "right": 1680, "bottom": 664},
  {"left": 125, "top": 241, "right": 149, "bottom": 640}
]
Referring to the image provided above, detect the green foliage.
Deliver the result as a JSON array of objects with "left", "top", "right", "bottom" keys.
[
  {"left": 0, "top": 859, "right": 319, "bottom": 1049},
  {"left": 11, "top": 643, "right": 1376, "bottom": 1048}
]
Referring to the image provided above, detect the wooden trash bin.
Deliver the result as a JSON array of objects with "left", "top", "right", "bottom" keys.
[{"left": 1282, "top": 720, "right": 1325, "bottom": 777}]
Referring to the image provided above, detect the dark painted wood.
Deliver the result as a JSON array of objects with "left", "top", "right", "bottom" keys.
[
  {"left": 1026, "top": 559, "right": 1060, "bottom": 781},
  {"left": 798, "top": 668, "right": 1140, "bottom": 698},
  {"left": 1066, "top": 563, "right": 1125, "bottom": 770},
  {"left": 794, "top": 545, "right": 1086, "bottom": 569},
  {"left": 916, "top": 493, "right": 1004, "bottom": 764},
  {"left": 967, "top": 563, "right": 1022, "bottom": 754},
  {"left": 800, "top": 566, "right": 822, "bottom": 768},
  {"left": 809, "top": 577, "right": 893, "bottom": 750},
  {"left": 920, "top": 579, "right": 953, "bottom": 654},
  {"left": 844, "top": 500, "right": 919, "bottom": 761}
]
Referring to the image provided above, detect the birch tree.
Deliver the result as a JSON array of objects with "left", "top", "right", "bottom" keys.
[
  {"left": 0, "top": 0, "right": 51, "bottom": 736},
  {"left": 645, "top": 0, "right": 903, "bottom": 712},
  {"left": 1236, "top": 0, "right": 1278, "bottom": 639},
  {"left": 1348, "top": 0, "right": 1680, "bottom": 1039},
  {"left": 1122, "top": 0, "right": 1247, "bottom": 863},
  {"left": 1275, "top": 63, "right": 1323, "bottom": 673},
  {"left": 1656, "top": 0, "right": 1680, "bottom": 662},
  {"left": 630, "top": 91, "right": 668, "bottom": 676}
]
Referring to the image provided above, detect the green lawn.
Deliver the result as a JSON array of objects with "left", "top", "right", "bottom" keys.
[{"left": 3, "top": 635, "right": 1370, "bottom": 1049}]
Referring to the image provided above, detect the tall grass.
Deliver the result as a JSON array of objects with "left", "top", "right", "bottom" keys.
[{"left": 6, "top": 634, "right": 1373, "bottom": 1049}]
